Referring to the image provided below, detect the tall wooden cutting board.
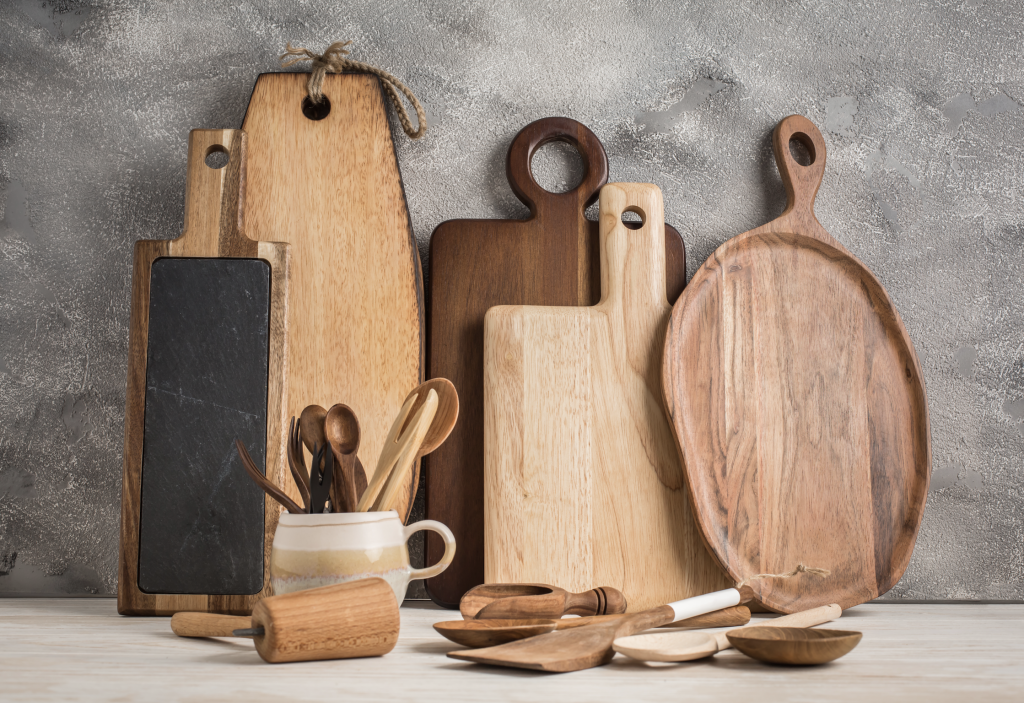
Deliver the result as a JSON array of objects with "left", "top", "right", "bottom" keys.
[
  {"left": 484, "top": 183, "right": 728, "bottom": 612},
  {"left": 427, "top": 118, "right": 688, "bottom": 607},
  {"left": 662, "top": 116, "right": 930, "bottom": 613},
  {"left": 119, "top": 129, "right": 289, "bottom": 615},
  {"left": 242, "top": 73, "right": 424, "bottom": 519}
]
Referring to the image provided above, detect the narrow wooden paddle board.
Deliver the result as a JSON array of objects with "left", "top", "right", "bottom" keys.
[
  {"left": 119, "top": 129, "right": 289, "bottom": 615},
  {"left": 662, "top": 116, "right": 930, "bottom": 613},
  {"left": 242, "top": 73, "right": 424, "bottom": 521},
  {"left": 427, "top": 117, "right": 688, "bottom": 607},
  {"left": 484, "top": 183, "right": 728, "bottom": 612}
]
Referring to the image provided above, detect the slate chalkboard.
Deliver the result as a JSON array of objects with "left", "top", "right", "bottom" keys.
[{"left": 137, "top": 257, "right": 270, "bottom": 595}]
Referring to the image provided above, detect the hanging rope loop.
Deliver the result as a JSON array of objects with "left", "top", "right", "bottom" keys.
[{"left": 280, "top": 41, "right": 426, "bottom": 140}]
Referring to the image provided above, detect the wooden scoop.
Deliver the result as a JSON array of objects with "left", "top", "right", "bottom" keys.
[
  {"left": 170, "top": 577, "right": 399, "bottom": 663},
  {"left": 447, "top": 585, "right": 754, "bottom": 672},
  {"left": 726, "top": 626, "right": 862, "bottom": 665},
  {"left": 461, "top": 583, "right": 627, "bottom": 620},
  {"left": 612, "top": 604, "right": 841, "bottom": 662},
  {"left": 436, "top": 606, "right": 750, "bottom": 649}
]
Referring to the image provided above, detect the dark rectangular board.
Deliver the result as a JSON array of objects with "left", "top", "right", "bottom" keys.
[{"left": 138, "top": 257, "right": 270, "bottom": 595}]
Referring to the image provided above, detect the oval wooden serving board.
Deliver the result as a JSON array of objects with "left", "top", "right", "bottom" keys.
[
  {"left": 662, "top": 116, "right": 930, "bottom": 613},
  {"left": 427, "top": 117, "right": 689, "bottom": 607}
]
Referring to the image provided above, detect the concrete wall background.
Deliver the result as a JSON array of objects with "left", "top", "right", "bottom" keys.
[{"left": 0, "top": 0, "right": 1021, "bottom": 599}]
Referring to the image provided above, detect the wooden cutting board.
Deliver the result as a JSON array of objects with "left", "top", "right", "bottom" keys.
[
  {"left": 241, "top": 73, "right": 424, "bottom": 520},
  {"left": 662, "top": 115, "right": 931, "bottom": 613},
  {"left": 426, "top": 117, "right": 688, "bottom": 608},
  {"left": 483, "top": 183, "right": 728, "bottom": 612},
  {"left": 119, "top": 129, "right": 289, "bottom": 615}
]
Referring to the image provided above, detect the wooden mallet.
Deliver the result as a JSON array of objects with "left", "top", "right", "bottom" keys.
[{"left": 171, "top": 577, "right": 399, "bottom": 663}]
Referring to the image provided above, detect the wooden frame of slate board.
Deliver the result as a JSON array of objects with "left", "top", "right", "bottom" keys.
[{"left": 118, "top": 129, "right": 289, "bottom": 616}]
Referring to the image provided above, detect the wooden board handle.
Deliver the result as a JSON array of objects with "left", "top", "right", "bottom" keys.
[
  {"left": 596, "top": 182, "right": 667, "bottom": 313},
  {"left": 177, "top": 129, "right": 254, "bottom": 257},
  {"left": 171, "top": 612, "right": 251, "bottom": 638},
  {"left": 505, "top": 117, "right": 609, "bottom": 217},
  {"left": 770, "top": 115, "right": 831, "bottom": 243}
]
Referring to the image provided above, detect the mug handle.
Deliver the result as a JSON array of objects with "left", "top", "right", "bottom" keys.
[{"left": 405, "top": 520, "right": 457, "bottom": 581}]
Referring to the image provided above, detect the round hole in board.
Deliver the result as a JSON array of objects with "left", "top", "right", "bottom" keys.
[
  {"left": 531, "top": 140, "right": 585, "bottom": 194},
  {"left": 789, "top": 133, "right": 815, "bottom": 167},
  {"left": 621, "top": 206, "right": 646, "bottom": 229},
  {"left": 204, "top": 145, "right": 229, "bottom": 169},
  {"left": 302, "top": 96, "right": 332, "bottom": 121}
]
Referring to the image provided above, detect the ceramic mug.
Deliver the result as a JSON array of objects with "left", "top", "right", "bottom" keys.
[{"left": 269, "top": 511, "right": 456, "bottom": 603}]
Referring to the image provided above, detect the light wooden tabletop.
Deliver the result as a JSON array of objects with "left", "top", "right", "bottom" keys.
[{"left": 2, "top": 599, "right": 1022, "bottom": 701}]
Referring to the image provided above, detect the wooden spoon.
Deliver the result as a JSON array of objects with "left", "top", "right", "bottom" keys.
[
  {"left": 726, "top": 626, "right": 862, "bottom": 665},
  {"left": 325, "top": 403, "right": 361, "bottom": 512},
  {"left": 436, "top": 607, "right": 751, "bottom": 649},
  {"left": 612, "top": 604, "right": 841, "bottom": 663},
  {"left": 299, "top": 404, "right": 328, "bottom": 455},
  {"left": 391, "top": 378, "right": 459, "bottom": 520},
  {"left": 461, "top": 583, "right": 627, "bottom": 620}
]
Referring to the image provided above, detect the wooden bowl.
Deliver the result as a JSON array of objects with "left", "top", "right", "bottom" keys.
[
  {"left": 433, "top": 618, "right": 558, "bottom": 648},
  {"left": 726, "top": 627, "right": 862, "bottom": 665}
]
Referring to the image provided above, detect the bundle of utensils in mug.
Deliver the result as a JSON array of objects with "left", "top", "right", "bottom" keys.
[{"left": 120, "top": 60, "right": 928, "bottom": 674}]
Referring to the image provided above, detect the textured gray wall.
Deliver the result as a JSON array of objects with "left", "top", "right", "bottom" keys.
[{"left": 1, "top": 0, "right": 1022, "bottom": 600}]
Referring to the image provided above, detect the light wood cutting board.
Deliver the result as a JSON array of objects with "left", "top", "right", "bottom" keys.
[
  {"left": 484, "top": 183, "right": 728, "bottom": 611},
  {"left": 241, "top": 73, "right": 424, "bottom": 520}
]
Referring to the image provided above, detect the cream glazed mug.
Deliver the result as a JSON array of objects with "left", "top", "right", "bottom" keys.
[{"left": 269, "top": 511, "right": 456, "bottom": 602}]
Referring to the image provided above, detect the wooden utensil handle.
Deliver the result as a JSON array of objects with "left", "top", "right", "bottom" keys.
[
  {"left": 171, "top": 612, "right": 251, "bottom": 638},
  {"left": 505, "top": 117, "right": 609, "bottom": 215},
  {"left": 712, "top": 603, "right": 841, "bottom": 651},
  {"left": 563, "top": 587, "right": 627, "bottom": 616},
  {"left": 772, "top": 115, "right": 828, "bottom": 233}
]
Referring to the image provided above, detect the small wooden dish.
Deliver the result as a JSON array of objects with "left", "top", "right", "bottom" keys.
[
  {"left": 726, "top": 627, "right": 862, "bottom": 665},
  {"left": 434, "top": 618, "right": 558, "bottom": 648}
]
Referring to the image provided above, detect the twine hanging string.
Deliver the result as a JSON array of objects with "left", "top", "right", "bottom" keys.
[
  {"left": 280, "top": 40, "right": 427, "bottom": 140},
  {"left": 735, "top": 563, "right": 831, "bottom": 589}
]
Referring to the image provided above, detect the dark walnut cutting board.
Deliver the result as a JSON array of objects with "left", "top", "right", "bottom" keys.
[
  {"left": 119, "top": 129, "right": 289, "bottom": 616},
  {"left": 426, "top": 117, "right": 688, "bottom": 608},
  {"left": 242, "top": 73, "right": 424, "bottom": 520},
  {"left": 662, "top": 115, "right": 931, "bottom": 613}
]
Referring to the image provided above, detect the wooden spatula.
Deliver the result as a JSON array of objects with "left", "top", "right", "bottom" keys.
[{"left": 448, "top": 585, "right": 754, "bottom": 672}]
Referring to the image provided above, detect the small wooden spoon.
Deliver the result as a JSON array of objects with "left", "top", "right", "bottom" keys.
[
  {"left": 392, "top": 378, "right": 459, "bottom": 520},
  {"left": 325, "top": 404, "right": 361, "bottom": 512},
  {"left": 612, "top": 604, "right": 841, "bottom": 663},
  {"left": 299, "top": 404, "right": 328, "bottom": 455},
  {"left": 726, "top": 626, "right": 862, "bottom": 665},
  {"left": 436, "top": 608, "right": 751, "bottom": 649}
]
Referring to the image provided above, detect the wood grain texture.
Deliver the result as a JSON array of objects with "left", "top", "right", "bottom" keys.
[
  {"left": 242, "top": 72, "right": 424, "bottom": 522},
  {"left": 426, "top": 117, "right": 688, "bottom": 607},
  {"left": 662, "top": 115, "right": 931, "bottom": 613},
  {"left": 118, "top": 129, "right": 289, "bottom": 615},
  {"left": 460, "top": 583, "right": 627, "bottom": 620},
  {"left": 483, "top": 183, "right": 728, "bottom": 612},
  {"left": 726, "top": 626, "right": 862, "bottom": 665}
]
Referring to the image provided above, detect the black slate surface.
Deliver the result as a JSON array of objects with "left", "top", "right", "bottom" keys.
[{"left": 138, "top": 257, "right": 270, "bottom": 595}]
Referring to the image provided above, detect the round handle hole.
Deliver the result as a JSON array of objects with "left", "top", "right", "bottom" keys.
[
  {"left": 531, "top": 140, "right": 585, "bottom": 194},
  {"left": 204, "top": 145, "right": 229, "bottom": 169},
  {"left": 621, "top": 206, "right": 646, "bottom": 229},
  {"left": 788, "top": 133, "right": 816, "bottom": 167},
  {"left": 302, "top": 96, "right": 331, "bottom": 121}
]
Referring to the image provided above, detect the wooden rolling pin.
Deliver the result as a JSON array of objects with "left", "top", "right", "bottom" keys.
[{"left": 170, "top": 577, "right": 399, "bottom": 663}]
